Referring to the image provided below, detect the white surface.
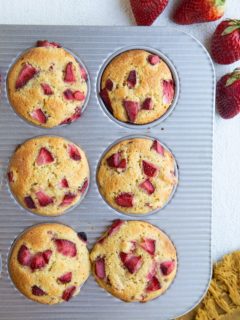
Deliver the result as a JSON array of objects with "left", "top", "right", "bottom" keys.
[{"left": 0, "top": 0, "right": 239, "bottom": 262}]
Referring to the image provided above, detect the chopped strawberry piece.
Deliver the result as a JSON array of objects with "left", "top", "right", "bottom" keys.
[
  {"left": 95, "top": 257, "right": 106, "bottom": 279},
  {"left": 36, "top": 190, "right": 54, "bottom": 207},
  {"left": 7, "top": 171, "right": 14, "bottom": 183},
  {"left": 146, "top": 276, "right": 161, "bottom": 292},
  {"left": 118, "top": 159, "right": 127, "bottom": 169},
  {"left": 160, "top": 260, "right": 175, "bottom": 276},
  {"left": 105, "top": 79, "right": 113, "bottom": 91},
  {"left": 24, "top": 196, "right": 36, "bottom": 209},
  {"left": 77, "top": 232, "right": 87, "bottom": 243},
  {"left": 79, "top": 179, "right": 88, "bottom": 194},
  {"left": 36, "top": 40, "right": 61, "bottom": 48},
  {"left": 127, "top": 70, "right": 137, "bottom": 88},
  {"left": 36, "top": 148, "right": 54, "bottom": 165},
  {"left": 30, "top": 253, "right": 46, "bottom": 271},
  {"left": 100, "top": 88, "right": 112, "bottom": 112},
  {"left": 68, "top": 144, "right": 81, "bottom": 161},
  {"left": 148, "top": 55, "right": 161, "bottom": 65},
  {"left": 163, "top": 80, "right": 174, "bottom": 104},
  {"left": 73, "top": 91, "right": 85, "bottom": 101},
  {"left": 60, "top": 193, "right": 76, "bottom": 206},
  {"left": 107, "top": 152, "right": 120, "bottom": 167},
  {"left": 151, "top": 140, "right": 164, "bottom": 155},
  {"left": 17, "top": 245, "right": 31, "bottom": 266},
  {"left": 42, "top": 250, "right": 52, "bottom": 263},
  {"left": 41, "top": 83, "right": 53, "bottom": 95},
  {"left": 79, "top": 64, "right": 88, "bottom": 81},
  {"left": 62, "top": 286, "right": 76, "bottom": 301},
  {"left": 108, "top": 220, "right": 124, "bottom": 236},
  {"left": 140, "top": 239, "right": 156, "bottom": 255},
  {"left": 64, "top": 62, "right": 76, "bottom": 83},
  {"left": 120, "top": 252, "right": 142, "bottom": 274},
  {"left": 147, "top": 261, "right": 157, "bottom": 280},
  {"left": 58, "top": 272, "right": 72, "bottom": 284},
  {"left": 15, "top": 64, "right": 37, "bottom": 89},
  {"left": 32, "top": 285, "right": 46, "bottom": 296},
  {"left": 63, "top": 89, "right": 74, "bottom": 100},
  {"left": 60, "top": 107, "right": 81, "bottom": 125},
  {"left": 123, "top": 100, "right": 140, "bottom": 123},
  {"left": 31, "top": 108, "right": 47, "bottom": 124},
  {"left": 139, "top": 179, "right": 155, "bottom": 195},
  {"left": 142, "top": 160, "right": 158, "bottom": 177},
  {"left": 142, "top": 97, "right": 153, "bottom": 110},
  {"left": 60, "top": 178, "right": 69, "bottom": 188},
  {"left": 115, "top": 193, "right": 134, "bottom": 207},
  {"left": 54, "top": 239, "right": 77, "bottom": 257}
]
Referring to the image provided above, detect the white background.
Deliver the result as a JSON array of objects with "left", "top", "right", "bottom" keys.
[{"left": 0, "top": 0, "right": 239, "bottom": 261}]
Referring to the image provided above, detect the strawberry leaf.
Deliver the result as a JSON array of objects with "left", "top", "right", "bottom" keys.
[
  {"left": 226, "top": 69, "right": 240, "bottom": 86},
  {"left": 222, "top": 25, "right": 240, "bottom": 36},
  {"left": 215, "top": 0, "right": 226, "bottom": 6}
]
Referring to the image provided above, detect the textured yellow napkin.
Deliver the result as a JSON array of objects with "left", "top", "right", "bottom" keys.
[{"left": 176, "top": 251, "right": 240, "bottom": 320}]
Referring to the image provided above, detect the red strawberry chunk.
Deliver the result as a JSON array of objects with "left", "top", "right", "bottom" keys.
[
  {"left": 160, "top": 260, "right": 175, "bottom": 276},
  {"left": 68, "top": 144, "right": 81, "bottom": 161},
  {"left": 63, "top": 89, "right": 74, "bottom": 100},
  {"left": 139, "top": 179, "right": 155, "bottom": 195},
  {"left": 105, "top": 79, "right": 113, "bottom": 91},
  {"left": 151, "top": 140, "right": 164, "bottom": 155},
  {"left": 95, "top": 258, "right": 106, "bottom": 279},
  {"left": 36, "top": 40, "right": 61, "bottom": 48},
  {"left": 60, "top": 107, "right": 81, "bottom": 125},
  {"left": 36, "top": 148, "right": 54, "bottom": 165},
  {"left": 79, "top": 65, "right": 88, "bottom": 81},
  {"left": 62, "top": 286, "right": 76, "bottom": 301},
  {"left": 163, "top": 80, "right": 174, "bottom": 104},
  {"left": 60, "top": 193, "right": 76, "bottom": 206},
  {"left": 32, "top": 285, "right": 46, "bottom": 296},
  {"left": 58, "top": 272, "right": 72, "bottom": 284},
  {"left": 64, "top": 62, "right": 76, "bottom": 83},
  {"left": 17, "top": 245, "right": 31, "bottom": 266},
  {"left": 15, "top": 64, "right": 37, "bottom": 89},
  {"left": 140, "top": 238, "right": 156, "bottom": 255},
  {"left": 107, "top": 152, "right": 126, "bottom": 170},
  {"left": 7, "top": 171, "right": 14, "bottom": 183},
  {"left": 123, "top": 100, "right": 140, "bottom": 123},
  {"left": 79, "top": 179, "right": 88, "bottom": 194},
  {"left": 142, "top": 97, "right": 153, "bottom": 110},
  {"left": 36, "top": 191, "right": 54, "bottom": 207},
  {"left": 108, "top": 220, "right": 124, "bottom": 236},
  {"left": 31, "top": 108, "right": 47, "bottom": 124},
  {"left": 148, "top": 55, "right": 161, "bottom": 65},
  {"left": 147, "top": 261, "right": 157, "bottom": 280},
  {"left": 127, "top": 70, "right": 137, "bottom": 88},
  {"left": 54, "top": 239, "right": 77, "bottom": 257},
  {"left": 42, "top": 250, "right": 52, "bottom": 263},
  {"left": 41, "top": 83, "right": 53, "bottom": 95},
  {"left": 30, "top": 253, "right": 46, "bottom": 271},
  {"left": 73, "top": 91, "right": 85, "bottom": 101},
  {"left": 100, "top": 88, "right": 112, "bottom": 112},
  {"left": 120, "top": 252, "right": 142, "bottom": 274},
  {"left": 142, "top": 160, "right": 158, "bottom": 177},
  {"left": 60, "top": 178, "right": 69, "bottom": 188},
  {"left": 115, "top": 193, "right": 134, "bottom": 207},
  {"left": 24, "top": 196, "right": 36, "bottom": 209},
  {"left": 146, "top": 276, "right": 161, "bottom": 292},
  {"left": 118, "top": 159, "right": 127, "bottom": 169}
]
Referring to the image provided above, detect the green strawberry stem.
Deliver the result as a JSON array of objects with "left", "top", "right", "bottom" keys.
[
  {"left": 222, "top": 20, "right": 240, "bottom": 36},
  {"left": 226, "top": 69, "right": 240, "bottom": 87}
]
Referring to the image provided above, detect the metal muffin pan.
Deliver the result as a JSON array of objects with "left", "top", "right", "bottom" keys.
[{"left": 0, "top": 25, "right": 214, "bottom": 320}]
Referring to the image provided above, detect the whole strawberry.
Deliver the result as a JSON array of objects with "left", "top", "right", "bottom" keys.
[
  {"left": 217, "top": 68, "right": 240, "bottom": 119},
  {"left": 173, "top": 0, "right": 226, "bottom": 25},
  {"left": 212, "top": 19, "right": 240, "bottom": 64},
  {"left": 130, "top": 0, "right": 168, "bottom": 26}
]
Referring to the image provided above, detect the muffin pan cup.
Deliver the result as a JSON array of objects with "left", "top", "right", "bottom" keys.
[{"left": 0, "top": 25, "right": 214, "bottom": 320}]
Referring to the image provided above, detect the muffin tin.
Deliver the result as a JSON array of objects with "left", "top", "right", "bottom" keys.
[{"left": 0, "top": 25, "right": 214, "bottom": 320}]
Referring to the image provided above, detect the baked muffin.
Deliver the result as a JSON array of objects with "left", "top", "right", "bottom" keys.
[
  {"left": 90, "top": 220, "right": 177, "bottom": 302},
  {"left": 97, "top": 137, "right": 177, "bottom": 215},
  {"left": 7, "top": 40, "right": 88, "bottom": 128},
  {"left": 100, "top": 49, "right": 175, "bottom": 125},
  {"left": 7, "top": 136, "right": 89, "bottom": 216},
  {"left": 9, "top": 223, "right": 90, "bottom": 304}
]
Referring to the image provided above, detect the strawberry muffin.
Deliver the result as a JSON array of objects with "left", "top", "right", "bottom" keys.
[
  {"left": 9, "top": 223, "right": 90, "bottom": 304},
  {"left": 7, "top": 40, "right": 88, "bottom": 128},
  {"left": 100, "top": 49, "right": 175, "bottom": 125},
  {"left": 90, "top": 220, "right": 177, "bottom": 302},
  {"left": 97, "top": 137, "right": 177, "bottom": 215},
  {"left": 7, "top": 136, "right": 89, "bottom": 216}
]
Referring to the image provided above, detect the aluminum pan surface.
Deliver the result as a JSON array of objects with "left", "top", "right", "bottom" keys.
[{"left": 0, "top": 25, "right": 214, "bottom": 320}]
